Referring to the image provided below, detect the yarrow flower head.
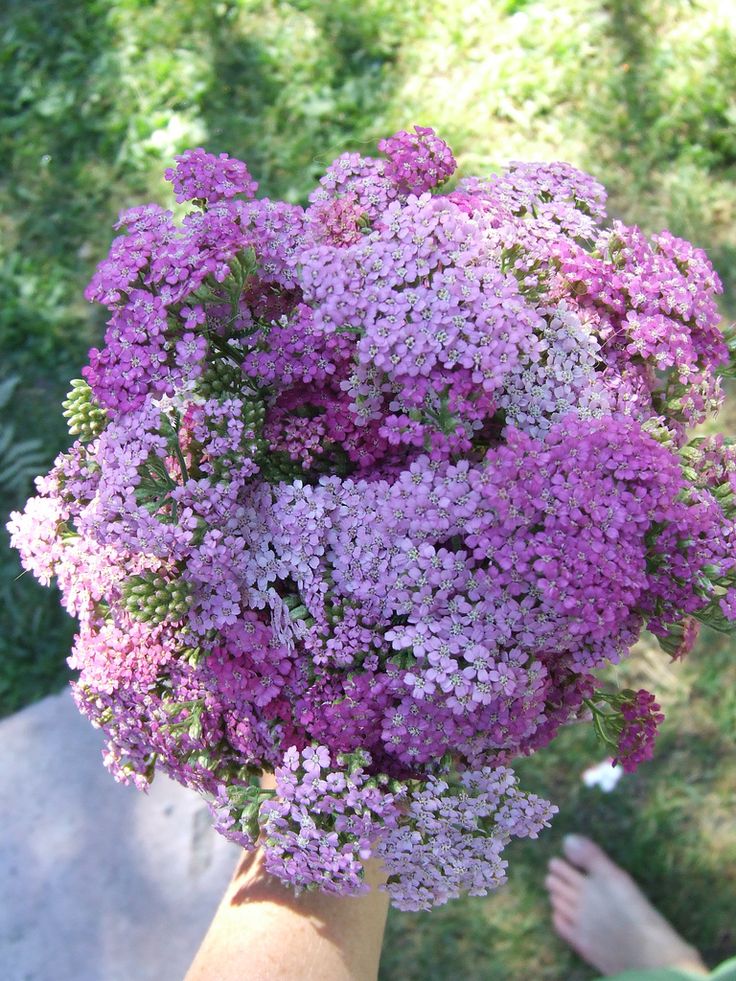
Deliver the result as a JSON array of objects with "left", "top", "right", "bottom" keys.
[
  {"left": 378, "top": 125, "right": 457, "bottom": 194},
  {"left": 614, "top": 690, "right": 666, "bottom": 773},
  {"left": 165, "top": 147, "right": 258, "bottom": 204},
  {"left": 585, "top": 688, "right": 666, "bottom": 773},
  {"left": 8, "top": 127, "right": 736, "bottom": 911}
]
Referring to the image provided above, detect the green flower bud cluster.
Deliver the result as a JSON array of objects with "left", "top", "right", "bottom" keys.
[
  {"left": 163, "top": 698, "right": 206, "bottom": 740},
  {"left": 283, "top": 592, "right": 315, "bottom": 627},
  {"left": 122, "top": 572, "right": 193, "bottom": 624},
  {"left": 181, "top": 644, "right": 207, "bottom": 666},
  {"left": 241, "top": 397, "right": 267, "bottom": 458},
  {"left": 642, "top": 417, "right": 677, "bottom": 449},
  {"left": 710, "top": 480, "right": 736, "bottom": 514},
  {"left": 654, "top": 617, "right": 693, "bottom": 657},
  {"left": 199, "top": 359, "right": 244, "bottom": 398},
  {"left": 226, "top": 781, "right": 276, "bottom": 841},
  {"left": 256, "top": 448, "right": 306, "bottom": 484},
  {"left": 335, "top": 748, "right": 372, "bottom": 774},
  {"left": 583, "top": 690, "right": 630, "bottom": 748},
  {"left": 62, "top": 379, "right": 108, "bottom": 441}
]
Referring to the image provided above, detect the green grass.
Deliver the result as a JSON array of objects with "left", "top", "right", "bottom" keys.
[{"left": 1, "top": 0, "right": 735, "bottom": 975}]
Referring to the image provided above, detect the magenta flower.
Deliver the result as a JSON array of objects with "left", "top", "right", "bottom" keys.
[
  {"left": 378, "top": 125, "right": 457, "bottom": 194},
  {"left": 613, "top": 690, "right": 666, "bottom": 773},
  {"left": 165, "top": 147, "right": 258, "bottom": 204}
]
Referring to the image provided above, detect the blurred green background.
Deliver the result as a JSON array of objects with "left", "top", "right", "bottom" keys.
[{"left": 1, "top": 0, "right": 735, "bottom": 976}]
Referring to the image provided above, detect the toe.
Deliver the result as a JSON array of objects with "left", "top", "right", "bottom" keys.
[
  {"left": 545, "top": 872, "right": 579, "bottom": 906},
  {"left": 563, "top": 834, "right": 618, "bottom": 875},
  {"left": 546, "top": 880, "right": 579, "bottom": 923},
  {"left": 547, "top": 856, "right": 585, "bottom": 888},
  {"left": 551, "top": 907, "right": 577, "bottom": 942}
]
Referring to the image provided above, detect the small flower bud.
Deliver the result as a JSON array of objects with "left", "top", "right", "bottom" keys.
[
  {"left": 122, "top": 572, "right": 193, "bottom": 625},
  {"left": 62, "top": 379, "right": 108, "bottom": 441}
]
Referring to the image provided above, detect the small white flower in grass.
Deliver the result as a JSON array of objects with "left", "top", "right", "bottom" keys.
[{"left": 581, "top": 758, "right": 623, "bottom": 792}]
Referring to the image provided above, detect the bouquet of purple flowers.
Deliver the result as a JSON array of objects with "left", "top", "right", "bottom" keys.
[{"left": 9, "top": 127, "right": 736, "bottom": 910}]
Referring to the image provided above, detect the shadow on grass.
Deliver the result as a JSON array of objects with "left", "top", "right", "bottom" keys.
[
  {"left": 0, "top": 0, "right": 127, "bottom": 376},
  {"left": 597, "top": 0, "right": 662, "bottom": 185},
  {"left": 582, "top": 0, "right": 736, "bottom": 310},
  {"left": 199, "top": 0, "right": 407, "bottom": 202},
  {"left": 0, "top": 0, "right": 127, "bottom": 714}
]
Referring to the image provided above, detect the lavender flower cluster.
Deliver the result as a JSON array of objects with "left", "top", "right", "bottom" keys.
[{"left": 9, "top": 126, "right": 736, "bottom": 910}]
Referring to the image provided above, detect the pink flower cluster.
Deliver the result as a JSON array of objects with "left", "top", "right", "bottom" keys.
[
  {"left": 377, "top": 124, "right": 457, "bottom": 194},
  {"left": 164, "top": 148, "right": 259, "bottom": 204},
  {"left": 8, "top": 132, "right": 736, "bottom": 910},
  {"left": 613, "top": 690, "right": 666, "bottom": 773}
]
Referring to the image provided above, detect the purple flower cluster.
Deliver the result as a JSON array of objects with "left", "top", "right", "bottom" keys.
[
  {"left": 165, "top": 148, "right": 259, "bottom": 204},
  {"left": 613, "top": 690, "right": 666, "bottom": 773},
  {"left": 258, "top": 747, "right": 402, "bottom": 895},
  {"left": 377, "top": 125, "right": 457, "bottom": 194},
  {"left": 376, "top": 766, "right": 556, "bottom": 910},
  {"left": 9, "top": 128, "right": 736, "bottom": 910},
  {"left": 586, "top": 687, "right": 666, "bottom": 773}
]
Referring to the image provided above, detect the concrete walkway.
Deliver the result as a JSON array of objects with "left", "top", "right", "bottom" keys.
[{"left": 0, "top": 689, "right": 240, "bottom": 981}]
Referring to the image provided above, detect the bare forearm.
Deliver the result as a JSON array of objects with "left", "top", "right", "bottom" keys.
[{"left": 185, "top": 848, "right": 389, "bottom": 981}]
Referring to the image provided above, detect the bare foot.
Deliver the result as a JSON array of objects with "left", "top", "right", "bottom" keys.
[{"left": 545, "top": 834, "right": 708, "bottom": 977}]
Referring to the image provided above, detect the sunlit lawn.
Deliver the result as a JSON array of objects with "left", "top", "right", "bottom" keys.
[{"left": 1, "top": 1, "right": 735, "bottom": 976}]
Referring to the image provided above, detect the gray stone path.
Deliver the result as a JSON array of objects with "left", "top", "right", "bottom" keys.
[{"left": 0, "top": 689, "right": 240, "bottom": 981}]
